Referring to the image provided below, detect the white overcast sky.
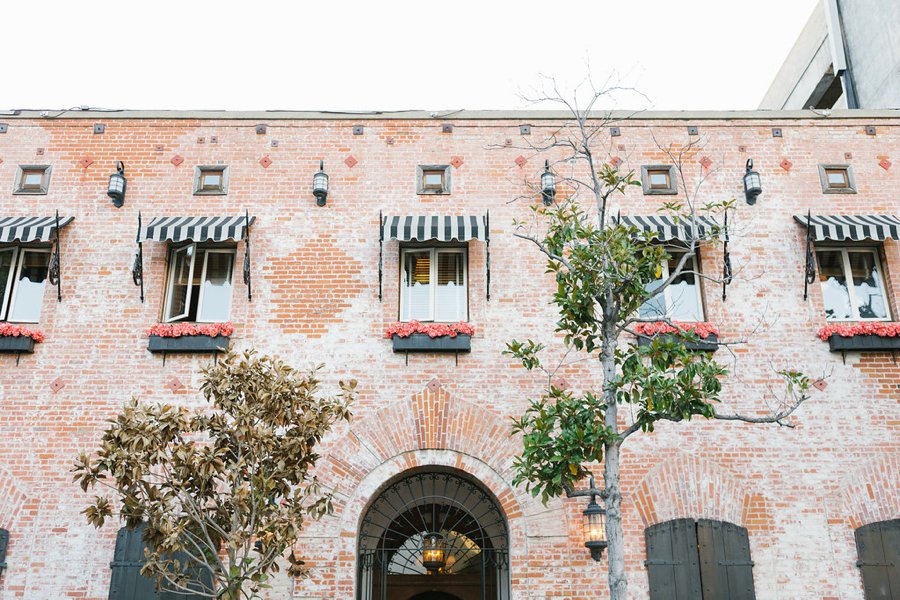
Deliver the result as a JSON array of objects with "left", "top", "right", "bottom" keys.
[{"left": 3, "top": 0, "right": 818, "bottom": 112}]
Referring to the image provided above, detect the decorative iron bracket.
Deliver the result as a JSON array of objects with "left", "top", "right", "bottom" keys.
[
  {"left": 243, "top": 209, "right": 252, "bottom": 301},
  {"left": 48, "top": 210, "right": 62, "bottom": 302},
  {"left": 564, "top": 475, "right": 610, "bottom": 500},
  {"left": 803, "top": 210, "right": 816, "bottom": 301},
  {"left": 378, "top": 210, "right": 384, "bottom": 302},
  {"left": 722, "top": 210, "right": 733, "bottom": 302},
  {"left": 485, "top": 210, "right": 491, "bottom": 301},
  {"left": 132, "top": 211, "right": 145, "bottom": 303}
]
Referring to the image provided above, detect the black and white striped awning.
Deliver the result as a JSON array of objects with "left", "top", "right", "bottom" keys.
[
  {"left": 0, "top": 216, "right": 74, "bottom": 243},
  {"left": 382, "top": 215, "right": 487, "bottom": 242},
  {"left": 618, "top": 215, "right": 721, "bottom": 242},
  {"left": 138, "top": 216, "right": 255, "bottom": 243},
  {"left": 793, "top": 214, "right": 900, "bottom": 241}
]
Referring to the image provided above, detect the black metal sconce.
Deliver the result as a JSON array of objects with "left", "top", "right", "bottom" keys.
[
  {"left": 541, "top": 160, "right": 556, "bottom": 205},
  {"left": 743, "top": 159, "right": 762, "bottom": 205},
  {"left": 107, "top": 161, "right": 127, "bottom": 208},
  {"left": 582, "top": 475, "right": 608, "bottom": 561},
  {"left": 313, "top": 160, "right": 329, "bottom": 206}
]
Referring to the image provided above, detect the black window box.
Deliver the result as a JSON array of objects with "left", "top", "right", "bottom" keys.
[
  {"left": 392, "top": 333, "right": 471, "bottom": 353},
  {"left": 828, "top": 334, "right": 900, "bottom": 352},
  {"left": 148, "top": 335, "right": 230, "bottom": 354},
  {"left": 0, "top": 336, "right": 36, "bottom": 354},
  {"left": 636, "top": 332, "right": 718, "bottom": 352}
]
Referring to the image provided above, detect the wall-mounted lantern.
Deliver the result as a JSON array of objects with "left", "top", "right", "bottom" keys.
[
  {"left": 107, "top": 161, "right": 127, "bottom": 208},
  {"left": 313, "top": 160, "right": 329, "bottom": 206},
  {"left": 743, "top": 159, "right": 762, "bottom": 205},
  {"left": 583, "top": 476, "right": 608, "bottom": 561},
  {"left": 541, "top": 160, "right": 557, "bottom": 206}
]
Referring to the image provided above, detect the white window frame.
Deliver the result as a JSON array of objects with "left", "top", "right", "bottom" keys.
[
  {"left": 195, "top": 248, "right": 235, "bottom": 323},
  {"left": 641, "top": 250, "right": 704, "bottom": 322},
  {"left": 163, "top": 244, "right": 197, "bottom": 323},
  {"left": 7, "top": 247, "right": 51, "bottom": 323},
  {"left": 399, "top": 247, "right": 467, "bottom": 322},
  {"left": 0, "top": 246, "right": 20, "bottom": 320},
  {"left": 817, "top": 246, "right": 890, "bottom": 322}
]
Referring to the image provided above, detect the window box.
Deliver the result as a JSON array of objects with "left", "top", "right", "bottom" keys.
[
  {"left": 0, "top": 335, "right": 35, "bottom": 354},
  {"left": 148, "top": 334, "right": 230, "bottom": 354},
  {"left": 636, "top": 331, "right": 718, "bottom": 352},
  {"left": 391, "top": 332, "right": 471, "bottom": 353},
  {"left": 827, "top": 334, "right": 900, "bottom": 352}
]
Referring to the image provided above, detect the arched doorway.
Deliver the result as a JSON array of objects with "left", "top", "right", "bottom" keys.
[{"left": 357, "top": 469, "right": 510, "bottom": 600}]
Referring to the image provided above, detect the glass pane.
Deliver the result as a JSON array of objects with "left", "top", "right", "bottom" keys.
[
  {"left": 202, "top": 172, "right": 222, "bottom": 189},
  {"left": 199, "top": 251, "right": 234, "bottom": 322},
  {"left": 639, "top": 262, "right": 667, "bottom": 319},
  {"left": 826, "top": 170, "right": 847, "bottom": 187},
  {"left": 849, "top": 252, "right": 888, "bottom": 319},
  {"left": 0, "top": 249, "right": 16, "bottom": 318},
  {"left": 8, "top": 251, "right": 50, "bottom": 322},
  {"left": 23, "top": 171, "right": 43, "bottom": 187},
  {"left": 666, "top": 255, "right": 703, "bottom": 321},
  {"left": 402, "top": 251, "right": 431, "bottom": 321},
  {"left": 435, "top": 252, "right": 465, "bottom": 322},
  {"left": 817, "top": 250, "right": 853, "bottom": 320},
  {"left": 423, "top": 172, "right": 443, "bottom": 188},
  {"left": 648, "top": 171, "right": 669, "bottom": 188},
  {"left": 165, "top": 246, "right": 194, "bottom": 321}
]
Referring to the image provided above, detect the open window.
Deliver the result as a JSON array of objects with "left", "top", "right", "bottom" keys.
[
  {"left": 816, "top": 247, "right": 889, "bottom": 321},
  {"left": 162, "top": 244, "right": 235, "bottom": 323},
  {"left": 400, "top": 247, "right": 467, "bottom": 322}
]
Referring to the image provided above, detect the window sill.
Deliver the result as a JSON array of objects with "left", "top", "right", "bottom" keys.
[
  {"left": 821, "top": 188, "right": 857, "bottom": 195},
  {"left": 636, "top": 332, "right": 718, "bottom": 352},
  {"left": 12, "top": 189, "right": 48, "bottom": 195},
  {"left": 827, "top": 334, "right": 900, "bottom": 352},
  {"left": 642, "top": 189, "right": 678, "bottom": 196},
  {"left": 148, "top": 334, "right": 230, "bottom": 354},
  {"left": 391, "top": 333, "right": 471, "bottom": 353},
  {"left": 193, "top": 190, "right": 228, "bottom": 196},
  {"left": 416, "top": 190, "right": 450, "bottom": 196}
]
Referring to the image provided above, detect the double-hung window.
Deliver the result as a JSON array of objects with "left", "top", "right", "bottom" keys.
[
  {"left": 163, "top": 244, "right": 235, "bottom": 323},
  {"left": 816, "top": 247, "right": 889, "bottom": 320},
  {"left": 400, "top": 247, "right": 467, "bottom": 322},
  {"left": 639, "top": 250, "right": 704, "bottom": 322},
  {"left": 0, "top": 246, "right": 51, "bottom": 323}
]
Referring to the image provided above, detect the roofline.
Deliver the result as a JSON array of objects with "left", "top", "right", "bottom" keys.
[{"left": 1, "top": 108, "right": 899, "bottom": 121}]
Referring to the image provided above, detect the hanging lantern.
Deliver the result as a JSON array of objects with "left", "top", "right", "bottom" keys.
[
  {"left": 313, "top": 160, "right": 329, "bottom": 206},
  {"left": 422, "top": 532, "right": 447, "bottom": 572},
  {"left": 583, "top": 476, "right": 608, "bottom": 561},
  {"left": 541, "top": 160, "right": 556, "bottom": 205},
  {"left": 743, "top": 158, "right": 762, "bottom": 205},
  {"left": 107, "top": 161, "right": 127, "bottom": 208}
]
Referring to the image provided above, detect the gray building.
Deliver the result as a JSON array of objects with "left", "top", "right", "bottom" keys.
[{"left": 760, "top": 0, "right": 900, "bottom": 110}]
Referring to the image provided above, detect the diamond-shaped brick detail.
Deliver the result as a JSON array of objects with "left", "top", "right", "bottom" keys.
[
  {"left": 0, "top": 158, "right": 4, "bottom": 165},
  {"left": 344, "top": 155, "right": 358, "bottom": 168},
  {"left": 79, "top": 157, "right": 93, "bottom": 169},
  {"left": 780, "top": 159, "right": 793, "bottom": 171},
  {"left": 49, "top": 378, "right": 65, "bottom": 393},
  {"left": 514, "top": 155, "right": 527, "bottom": 167},
  {"left": 259, "top": 156, "right": 272, "bottom": 168},
  {"left": 36, "top": 148, "right": 44, "bottom": 156},
  {"left": 812, "top": 379, "right": 828, "bottom": 392},
  {"left": 699, "top": 156, "right": 712, "bottom": 169},
  {"left": 170, "top": 155, "right": 184, "bottom": 167},
  {"left": 879, "top": 158, "right": 892, "bottom": 170},
  {"left": 426, "top": 378, "right": 442, "bottom": 393},
  {"left": 450, "top": 156, "right": 464, "bottom": 169},
  {"left": 167, "top": 377, "right": 184, "bottom": 393},
  {"left": 610, "top": 156, "right": 623, "bottom": 168}
]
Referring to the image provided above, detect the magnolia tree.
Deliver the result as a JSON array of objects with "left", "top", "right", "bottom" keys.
[
  {"left": 74, "top": 350, "right": 356, "bottom": 599},
  {"left": 505, "top": 77, "right": 815, "bottom": 600}
]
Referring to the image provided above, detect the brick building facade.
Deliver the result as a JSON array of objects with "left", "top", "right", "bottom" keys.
[{"left": 0, "top": 109, "right": 897, "bottom": 599}]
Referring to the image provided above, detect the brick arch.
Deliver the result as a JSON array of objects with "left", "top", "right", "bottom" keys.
[
  {"left": 633, "top": 454, "right": 770, "bottom": 533},
  {"left": 840, "top": 454, "right": 900, "bottom": 530},
  {"left": 0, "top": 466, "right": 28, "bottom": 527}
]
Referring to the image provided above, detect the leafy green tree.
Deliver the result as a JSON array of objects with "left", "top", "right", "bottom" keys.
[
  {"left": 74, "top": 350, "right": 356, "bottom": 599},
  {"left": 507, "top": 77, "right": 813, "bottom": 600}
]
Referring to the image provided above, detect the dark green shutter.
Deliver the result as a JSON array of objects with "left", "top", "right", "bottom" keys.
[
  {"left": 697, "top": 519, "right": 756, "bottom": 600},
  {"left": 645, "top": 518, "right": 702, "bottom": 599},
  {"left": 856, "top": 519, "right": 900, "bottom": 599},
  {"left": 0, "top": 528, "right": 9, "bottom": 576},
  {"left": 109, "top": 525, "right": 212, "bottom": 600}
]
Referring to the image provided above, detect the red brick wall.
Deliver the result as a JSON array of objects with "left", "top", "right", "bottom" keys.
[{"left": 0, "top": 113, "right": 897, "bottom": 599}]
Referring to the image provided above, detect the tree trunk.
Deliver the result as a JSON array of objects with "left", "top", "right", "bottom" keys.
[{"left": 602, "top": 317, "right": 628, "bottom": 600}]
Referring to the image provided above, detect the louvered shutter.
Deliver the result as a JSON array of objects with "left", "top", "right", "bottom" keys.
[
  {"left": 697, "top": 519, "right": 756, "bottom": 600},
  {"left": 109, "top": 526, "right": 212, "bottom": 600},
  {"left": 0, "top": 528, "right": 9, "bottom": 576},
  {"left": 645, "top": 518, "right": 703, "bottom": 599},
  {"left": 856, "top": 519, "right": 900, "bottom": 599}
]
